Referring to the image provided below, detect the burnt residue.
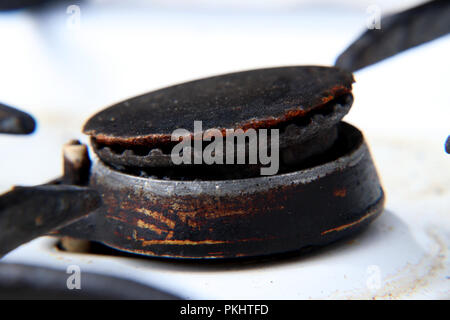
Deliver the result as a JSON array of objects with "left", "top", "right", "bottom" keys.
[
  {"left": 83, "top": 66, "right": 354, "bottom": 147},
  {"left": 90, "top": 93, "right": 353, "bottom": 174}
]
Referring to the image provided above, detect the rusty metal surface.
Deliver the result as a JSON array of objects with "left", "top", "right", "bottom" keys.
[
  {"left": 58, "top": 122, "right": 384, "bottom": 259},
  {"left": 84, "top": 66, "right": 353, "bottom": 148},
  {"left": 91, "top": 94, "right": 353, "bottom": 172},
  {"left": 85, "top": 65, "right": 354, "bottom": 182},
  {"left": 335, "top": 0, "right": 450, "bottom": 72}
]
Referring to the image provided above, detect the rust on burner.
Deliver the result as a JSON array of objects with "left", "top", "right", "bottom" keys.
[
  {"left": 84, "top": 66, "right": 353, "bottom": 148},
  {"left": 57, "top": 123, "right": 385, "bottom": 259},
  {"left": 84, "top": 66, "right": 354, "bottom": 174}
]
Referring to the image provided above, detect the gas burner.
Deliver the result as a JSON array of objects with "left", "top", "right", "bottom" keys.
[{"left": 50, "top": 65, "right": 383, "bottom": 259}]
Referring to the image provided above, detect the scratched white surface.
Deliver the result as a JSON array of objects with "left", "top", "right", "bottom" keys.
[{"left": 0, "top": 1, "right": 449, "bottom": 299}]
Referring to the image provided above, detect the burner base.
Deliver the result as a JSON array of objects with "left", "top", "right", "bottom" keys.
[{"left": 58, "top": 122, "right": 384, "bottom": 259}]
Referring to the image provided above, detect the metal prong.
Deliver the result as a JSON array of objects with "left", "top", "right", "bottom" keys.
[
  {"left": 0, "top": 0, "right": 51, "bottom": 11},
  {"left": 0, "top": 185, "right": 101, "bottom": 257},
  {"left": 445, "top": 136, "right": 450, "bottom": 154},
  {"left": 335, "top": 0, "right": 450, "bottom": 72},
  {"left": 0, "top": 263, "right": 179, "bottom": 299},
  {"left": 0, "top": 103, "right": 36, "bottom": 135},
  {"left": 63, "top": 140, "right": 92, "bottom": 185}
]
